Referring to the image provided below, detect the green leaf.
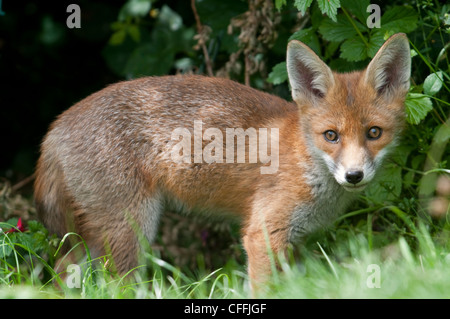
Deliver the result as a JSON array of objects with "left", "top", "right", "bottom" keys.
[
  {"left": 434, "top": 122, "right": 450, "bottom": 145},
  {"left": 267, "top": 62, "right": 288, "bottom": 85},
  {"left": 158, "top": 5, "right": 183, "bottom": 31},
  {"left": 196, "top": 0, "right": 247, "bottom": 33},
  {"left": 380, "top": 6, "right": 418, "bottom": 34},
  {"left": 0, "top": 241, "right": 13, "bottom": 258},
  {"left": 365, "top": 163, "right": 402, "bottom": 203},
  {"left": 124, "top": 43, "right": 174, "bottom": 77},
  {"left": 294, "top": 0, "right": 313, "bottom": 15},
  {"left": 390, "top": 144, "right": 413, "bottom": 167},
  {"left": 174, "top": 57, "right": 194, "bottom": 73},
  {"left": 365, "top": 145, "right": 412, "bottom": 203},
  {"left": 317, "top": 0, "right": 341, "bottom": 22},
  {"left": 319, "top": 14, "right": 365, "bottom": 42},
  {"left": 27, "top": 220, "right": 46, "bottom": 233},
  {"left": 340, "top": 37, "right": 367, "bottom": 61},
  {"left": 340, "top": 0, "right": 370, "bottom": 24},
  {"left": 328, "top": 58, "right": 366, "bottom": 72},
  {"left": 103, "top": 35, "right": 140, "bottom": 76},
  {"left": 411, "top": 154, "right": 426, "bottom": 170},
  {"left": 119, "top": 0, "right": 152, "bottom": 21},
  {"left": 109, "top": 29, "right": 127, "bottom": 45},
  {"left": 366, "top": 31, "right": 385, "bottom": 58},
  {"left": 127, "top": 25, "right": 141, "bottom": 42},
  {"left": 289, "top": 27, "right": 321, "bottom": 55},
  {"left": 405, "top": 93, "right": 433, "bottom": 125},
  {"left": 275, "top": 0, "right": 287, "bottom": 11},
  {"left": 444, "top": 13, "right": 450, "bottom": 26},
  {"left": 39, "top": 15, "right": 65, "bottom": 45},
  {"left": 423, "top": 71, "right": 444, "bottom": 96},
  {"left": 111, "top": 21, "right": 124, "bottom": 31}
]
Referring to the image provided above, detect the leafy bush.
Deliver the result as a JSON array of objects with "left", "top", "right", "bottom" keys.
[{"left": 103, "top": 0, "right": 449, "bottom": 230}]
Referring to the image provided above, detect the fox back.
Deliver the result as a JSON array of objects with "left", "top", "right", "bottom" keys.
[{"left": 34, "top": 34, "right": 411, "bottom": 286}]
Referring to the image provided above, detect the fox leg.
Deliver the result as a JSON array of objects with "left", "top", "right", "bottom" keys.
[
  {"left": 100, "top": 193, "right": 164, "bottom": 274},
  {"left": 243, "top": 228, "right": 289, "bottom": 288},
  {"left": 242, "top": 197, "right": 294, "bottom": 291},
  {"left": 60, "top": 191, "right": 164, "bottom": 276}
]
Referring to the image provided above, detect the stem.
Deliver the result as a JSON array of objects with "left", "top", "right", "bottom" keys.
[
  {"left": 341, "top": 7, "right": 369, "bottom": 48},
  {"left": 409, "top": 39, "right": 436, "bottom": 72},
  {"left": 409, "top": 40, "right": 450, "bottom": 94},
  {"left": 367, "top": 213, "right": 373, "bottom": 251},
  {"left": 429, "top": 96, "right": 450, "bottom": 107},
  {"left": 191, "top": 0, "right": 213, "bottom": 77},
  {"left": 11, "top": 173, "right": 36, "bottom": 193},
  {"left": 336, "top": 206, "right": 382, "bottom": 222}
]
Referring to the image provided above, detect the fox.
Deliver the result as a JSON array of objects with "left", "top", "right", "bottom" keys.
[{"left": 34, "top": 33, "right": 411, "bottom": 288}]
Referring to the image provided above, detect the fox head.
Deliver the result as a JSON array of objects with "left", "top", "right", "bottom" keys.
[{"left": 286, "top": 33, "right": 411, "bottom": 192}]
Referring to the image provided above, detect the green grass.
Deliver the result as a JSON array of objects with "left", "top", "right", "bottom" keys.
[
  {"left": 1, "top": 211, "right": 449, "bottom": 299},
  {"left": 267, "top": 233, "right": 450, "bottom": 298}
]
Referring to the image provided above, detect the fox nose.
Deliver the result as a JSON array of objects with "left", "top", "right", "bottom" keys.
[{"left": 345, "top": 170, "right": 364, "bottom": 185}]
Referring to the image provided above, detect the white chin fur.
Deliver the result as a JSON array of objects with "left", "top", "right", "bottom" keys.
[{"left": 342, "top": 183, "right": 368, "bottom": 192}]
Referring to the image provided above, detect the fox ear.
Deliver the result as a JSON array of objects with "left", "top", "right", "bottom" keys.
[
  {"left": 365, "top": 33, "right": 411, "bottom": 100},
  {"left": 287, "top": 40, "right": 334, "bottom": 105}
]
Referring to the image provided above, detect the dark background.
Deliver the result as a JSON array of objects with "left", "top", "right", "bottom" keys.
[
  {"left": 0, "top": 0, "right": 210, "bottom": 181},
  {"left": 0, "top": 1, "right": 121, "bottom": 179}
]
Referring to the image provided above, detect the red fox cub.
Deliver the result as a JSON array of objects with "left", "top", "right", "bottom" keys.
[{"left": 35, "top": 33, "right": 410, "bottom": 286}]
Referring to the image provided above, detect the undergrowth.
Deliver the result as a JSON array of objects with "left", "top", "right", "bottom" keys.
[{"left": 0, "top": 187, "right": 449, "bottom": 298}]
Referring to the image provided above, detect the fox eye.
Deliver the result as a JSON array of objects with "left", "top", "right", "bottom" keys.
[
  {"left": 324, "top": 130, "right": 339, "bottom": 143},
  {"left": 367, "top": 126, "right": 382, "bottom": 140}
]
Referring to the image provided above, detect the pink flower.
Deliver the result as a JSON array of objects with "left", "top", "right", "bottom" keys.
[{"left": 5, "top": 218, "right": 27, "bottom": 234}]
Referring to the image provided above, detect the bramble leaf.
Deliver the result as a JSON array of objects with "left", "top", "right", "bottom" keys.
[
  {"left": 340, "top": 0, "right": 370, "bottom": 24},
  {"left": 340, "top": 37, "right": 366, "bottom": 61},
  {"left": 317, "top": 0, "right": 340, "bottom": 22},
  {"left": 380, "top": 6, "right": 418, "bottom": 34},
  {"left": 405, "top": 93, "right": 433, "bottom": 125},
  {"left": 319, "top": 13, "right": 366, "bottom": 42},
  {"left": 366, "top": 31, "right": 385, "bottom": 58},
  {"left": 294, "top": 0, "right": 313, "bottom": 15},
  {"left": 289, "top": 27, "right": 321, "bottom": 55}
]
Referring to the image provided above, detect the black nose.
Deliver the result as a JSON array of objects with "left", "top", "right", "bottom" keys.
[{"left": 345, "top": 171, "right": 364, "bottom": 185}]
